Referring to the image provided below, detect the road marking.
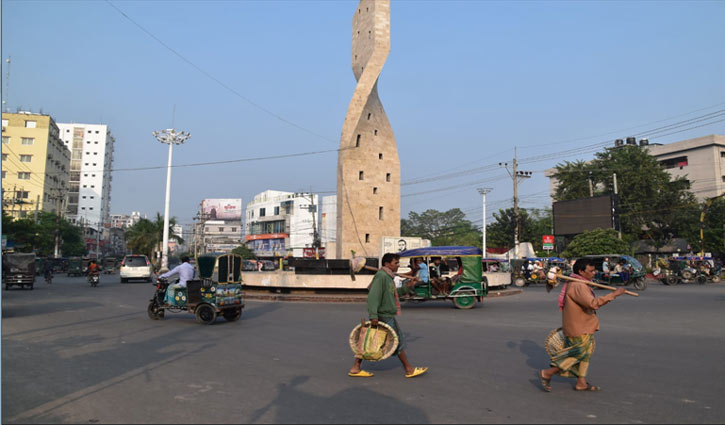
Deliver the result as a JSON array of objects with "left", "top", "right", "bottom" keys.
[{"left": 7, "top": 344, "right": 212, "bottom": 423}]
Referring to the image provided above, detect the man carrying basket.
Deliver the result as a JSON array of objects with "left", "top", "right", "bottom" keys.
[
  {"left": 539, "top": 258, "right": 626, "bottom": 392},
  {"left": 348, "top": 253, "right": 428, "bottom": 379}
]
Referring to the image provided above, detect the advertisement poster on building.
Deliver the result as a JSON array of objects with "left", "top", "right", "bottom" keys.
[
  {"left": 202, "top": 199, "right": 242, "bottom": 221},
  {"left": 380, "top": 236, "right": 431, "bottom": 267}
]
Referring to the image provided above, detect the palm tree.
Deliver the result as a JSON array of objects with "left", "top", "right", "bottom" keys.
[{"left": 124, "top": 213, "right": 184, "bottom": 262}]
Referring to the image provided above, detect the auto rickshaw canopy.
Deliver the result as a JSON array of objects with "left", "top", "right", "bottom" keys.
[
  {"left": 397, "top": 246, "right": 482, "bottom": 285},
  {"left": 196, "top": 253, "right": 243, "bottom": 284}
]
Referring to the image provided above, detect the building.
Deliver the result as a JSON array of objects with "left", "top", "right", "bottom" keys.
[
  {"left": 336, "top": 0, "right": 401, "bottom": 260},
  {"left": 320, "top": 195, "right": 338, "bottom": 258},
  {"left": 57, "top": 122, "right": 115, "bottom": 231},
  {"left": 2, "top": 112, "right": 70, "bottom": 219},
  {"left": 110, "top": 211, "right": 144, "bottom": 229},
  {"left": 546, "top": 134, "right": 725, "bottom": 203},
  {"left": 245, "top": 190, "right": 319, "bottom": 259},
  {"left": 194, "top": 199, "right": 243, "bottom": 254}
]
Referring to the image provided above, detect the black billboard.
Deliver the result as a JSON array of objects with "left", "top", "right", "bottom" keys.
[{"left": 553, "top": 195, "right": 614, "bottom": 236}]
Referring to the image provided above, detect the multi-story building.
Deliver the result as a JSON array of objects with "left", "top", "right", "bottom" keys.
[
  {"left": 2, "top": 112, "right": 70, "bottom": 219},
  {"left": 57, "top": 123, "right": 115, "bottom": 231},
  {"left": 320, "top": 195, "right": 338, "bottom": 258},
  {"left": 546, "top": 134, "right": 725, "bottom": 203},
  {"left": 245, "top": 190, "right": 319, "bottom": 259},
  {"left": 194, "top": 199, "right": 243, "bottom": 254},
  {"left": 110, "top": 211, "right": 144, "bottom": 229}
]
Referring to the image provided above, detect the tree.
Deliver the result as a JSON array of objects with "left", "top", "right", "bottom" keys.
[
  {"left": 561, "top": 228, "right": 631, "bottom": 258},
  {"left": 486, "top": 208, "right": 552, "bottom": 251},
  {"left": 552, "top": 145, "right": 697, "bottom": 249},
  {"left": 232, "top": 244, "right": 256, "bottom": 259},
  {"left": 2, "top": 211, "right": 85, "bottom": 256},
  {"left": 401, "top": 208, "right": 482, "bottom": 248},
  {"left": 124, "top": 213, "right": 183, "bottom": 260}
]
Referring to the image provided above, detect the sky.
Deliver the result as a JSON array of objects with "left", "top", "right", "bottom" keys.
[{"left": 2, "top": 0, "right": 724, "bottom": 232}]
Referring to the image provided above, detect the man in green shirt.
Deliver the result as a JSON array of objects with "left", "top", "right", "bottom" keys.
[{"left": 349, "top": 253, "right": 429, "bottom": 379}]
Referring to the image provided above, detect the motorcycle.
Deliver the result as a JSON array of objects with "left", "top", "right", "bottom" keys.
[
  {"left": 88, "top": 273, "right": 100, "bottom": 287},
  {"left": 45, "top": 270, "right": 53, "bottom": 285}
]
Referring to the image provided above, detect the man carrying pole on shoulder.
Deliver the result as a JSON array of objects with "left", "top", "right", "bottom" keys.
[{"left": 539, "top": 258, "right": 626, "bottom": 392}]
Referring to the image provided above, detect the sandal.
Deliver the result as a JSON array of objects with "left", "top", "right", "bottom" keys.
[
  {"left": 348, "top": 370, "right": 374, "bottom": 378},
  {"left": 574, "top": 383, "right": 601, "bottom": 391},
  {"left": 405, "top": 367, "right": 428, "bottom": 378},
  {"left": 539, "top": 370, "right": 552, "bottom": 392}
]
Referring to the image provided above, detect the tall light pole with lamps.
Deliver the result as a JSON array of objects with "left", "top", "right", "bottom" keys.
[
  {"left": 153, "top": 128, "right": 190, "bottom": 272},
  {"left": 477, "top": 188, "right": 492, "bottom": 258}
]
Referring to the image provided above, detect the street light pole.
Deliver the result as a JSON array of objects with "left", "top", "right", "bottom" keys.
[
  {"left": 477, "top": 188, "right": 492, "bottom": 258},
  {"left": 152, "top": 128, "right": 190, "bottom": 272}
]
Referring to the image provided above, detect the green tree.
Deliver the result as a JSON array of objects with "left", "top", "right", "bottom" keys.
[
  {"left": 401, "top": 208, "right": 482, "bottom": 247},
  {"left": 486, "top": 208, "right": 552, "bottom": 251},
  {"left": 552, "top": 145, "right": 697, "bottom": 250},
  {"left": 561, "top": 228, "right": 631, "bottom": 258},
  {"left": 124, "top": 213, "right": 183, "bottom": 260},
  {"left": 232, "top": 244, "right": 256, "bottom": 259},
  {"left": 2, "top": 211, "right": 85, "bottom": 256}
]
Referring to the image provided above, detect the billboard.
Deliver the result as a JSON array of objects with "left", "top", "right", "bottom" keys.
[
  {"left": 202, "top": 199, "right": 242, "bottom": 221},
  {"left": 553, "top": 195, "right": 614, "bottom": 236}
]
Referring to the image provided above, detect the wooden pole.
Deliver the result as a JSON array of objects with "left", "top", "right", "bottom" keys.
[{"left": 554, "top": 274, "right": 639, "bottom": 297}]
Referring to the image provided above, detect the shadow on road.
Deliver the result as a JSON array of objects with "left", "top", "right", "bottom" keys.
[
  {"left": 242, "top": 302, "right": 284, "bottom": 320},
  {"left": 247, "top": 376, "right": 430, "bottom": 424},
  {"left": 2, "top": 301, "right": 104, "bottom": 319}
]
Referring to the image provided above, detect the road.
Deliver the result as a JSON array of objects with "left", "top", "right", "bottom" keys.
[{"left": 2, "top": 274, "right": 724, "bottom": 424}]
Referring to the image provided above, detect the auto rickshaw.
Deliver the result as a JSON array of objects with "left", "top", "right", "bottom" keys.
[
  {"left": 671, "top": 256, "right": 719, "bottom": 284},
  {"left": 147, "top": 253, "right": 245, "bottom": 325},
  {"left": 102, "top": 257, "right": 118, "bottom": 274},
  {"left": 582, "top": 254, "right": 647, "bottom": 291},
  {"left": 3, "top": 253, "right": 36, "bottom": 290},
  {"left": 67, "top": 257, "right": 83, "bottom": 277},
  {"left": 396, "top": 246, "right": 487, "bottom": 309}
]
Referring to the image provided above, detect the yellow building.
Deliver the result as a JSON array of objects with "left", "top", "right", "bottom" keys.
[{"left": 2, "top": 112, "right": 70, "bottom": 219}]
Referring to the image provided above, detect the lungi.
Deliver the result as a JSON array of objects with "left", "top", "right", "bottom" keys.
[
  {"left": 379, "top": 316, "right": 406, "bottom": 356},
  {"left": 550, "top": 334, "right": 595, "bottom": 378}
]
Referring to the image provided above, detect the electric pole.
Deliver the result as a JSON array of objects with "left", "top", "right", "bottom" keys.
[
  {"left": 500, "top": 147, "right": 532, "bottom": 260},
  {"left": 477, "top": 188, "right": 492, "bottom": 258}
]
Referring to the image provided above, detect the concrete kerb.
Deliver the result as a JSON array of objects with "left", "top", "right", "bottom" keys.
[{"left": 244, "top": 288, "right": 523, "bottom": 303}]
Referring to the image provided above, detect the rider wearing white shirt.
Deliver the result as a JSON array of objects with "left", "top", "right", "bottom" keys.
[{"left": 160, "top": 256, "right": 195, "bottom": 288}]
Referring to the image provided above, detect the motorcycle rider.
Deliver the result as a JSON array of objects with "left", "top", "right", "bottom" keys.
[
  {"left": 44, "top": 258, "right": 54, "bottom": 284},
  {"left": 158, "top": 256, "right": 195, "bottom": 305},
  {"left": 87, "top": 260, "right": 101, "bottom": 284}
]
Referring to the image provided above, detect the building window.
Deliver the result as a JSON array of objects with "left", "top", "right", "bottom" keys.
[
  {"left": 1, "top": 171, "right": 5, "bottom": 179},
  {"left": 219, "top": 227, "right": 225, "bottom": 232},
  {"left": 721, "top": 151, "right": 725, "bottom": 158},
  {"left": 386, "top": 173, "right": 391, "bottom": 182},
  {"left": 379, "top": 206, "right": 384, "bottom": 220},
  {"left": 16, "top": 191, "right": 29, "bottom": 199},
  {"left": 260, "top": 208, "right": 266, "bottom": 217},
  {"left": 356, "top": 134, "right": 361, "bottom": 147},
  {"left": 367, "top": 113, "right": 371, "bottom": 120},
  {"left": 274, "top": 206, "right": 280, "bottom": 215},
  {"left": 18, "top": 172, "right": 31, "bottom": 180},
  {"left": 660, "top": 156, "right": 688, "bottom": 169},
  {"left": 95, "top": 130, "right": 99, "bottom": 134},
  {"left": 2, "top": 136, "right": 9, "bottom": 144},
  {"left": 373, "top": 187, "right": 378, "bottom": 194},
  {"left": 25, "top": 120, "right": 36, "bottom": 128},
  {"left": 1, "top": 154, "right": 6, "bottom": 161},
  {"left": 19, "top": 155, "right": 32, "bottom": 163},
  {"left": 231, "top": 227, "right": 237, "bottom": 232},
  {"left": 722, "top": 176, "right": 725, "bottom": 183},
  {"left": 89, "top": 207, "right": 93, "bottom": 210},
  {"left": 379, "top": 153, "right": 383, "bottom": 160},
  {"left": 1, "top": 119, "right": 7, "bottom": 127},
  {"left": 365, "top": 234, "right": 370, "bottom": 243},
  {"left": 21, "top": 137, "right": 34, "bottom": 145},
  {"left": 82, "top": 196, "right": 87, "bottom": 199},
  {"left": 374, "top": 129, "right": 378, "bottom": 136},
  {"left": 359, "top": 171, "right": 364, "bottom": 180}
]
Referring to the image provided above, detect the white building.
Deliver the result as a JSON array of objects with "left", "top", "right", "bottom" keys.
[
  {"left": 57, "top": 123, "right": 115, "bottom": 230},
  {"left": 245, "top": 190, "right": 319, "bottom": 258},
  {"left": 320, "top": 195, "right": 337, "bottom": 258}
]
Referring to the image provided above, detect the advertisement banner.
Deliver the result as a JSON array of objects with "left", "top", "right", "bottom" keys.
[
  {"left": 202, "top": 199, "right": 242, "bottom": 221},
  {"left": 542, "top": 235, "right": 555, "bottom": 250}
]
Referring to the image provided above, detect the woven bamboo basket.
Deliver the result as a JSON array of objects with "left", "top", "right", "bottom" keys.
[
  {"left": 349, "top": 321, "right": 400, "bottom": 362},
  {"left": 544, "top": 328, "right": 596, "bottom": 359}
]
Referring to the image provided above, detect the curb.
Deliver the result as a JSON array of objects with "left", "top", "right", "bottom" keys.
[{"left": 244, "top": 288, "right": 523, "bottom": 303}]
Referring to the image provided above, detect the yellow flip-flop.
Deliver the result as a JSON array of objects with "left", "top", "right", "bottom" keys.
[
  {"left": 348, "top": 370, "right": 374, "bottom": 377},
  {"left": 405, "top": 367, "right": 428, "bottom": 378}
]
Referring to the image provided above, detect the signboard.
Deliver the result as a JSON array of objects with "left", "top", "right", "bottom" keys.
[
  {"left": 552, "top": 195, "right": 614, "bottom": 236},
  {"left": 303, "top": 248, "right": 326, "bottom": 259},
  {"left": 542, "top": 235, "right": 554, "bottom": 251},
  {"left": 381, "top": 236, "right": 431, "bottom": 255},
  {"left": 202, "top": 199, "right": 242, "bottom": 221}
]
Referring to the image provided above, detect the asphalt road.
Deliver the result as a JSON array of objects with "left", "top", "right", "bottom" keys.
[{"left": 2, "top": 274, "right": 724, "bottom": 424}]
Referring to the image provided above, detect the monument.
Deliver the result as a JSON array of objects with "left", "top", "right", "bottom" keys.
[{"left": 336, "top": 0, "right": 401, "bottom": 259}]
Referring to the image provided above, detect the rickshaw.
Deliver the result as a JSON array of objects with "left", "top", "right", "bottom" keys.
[
  {"left": 3, "top": 253, "right": 36, "bottom": 290},
  {"left": 147, "top": 253, "right": 245, "bottom": 325},
  {"left": 67, "top": 257, "right": 83, "bottom": 277},
  {"left": 671, "top": 256, "right": 719, "bottom": 284},
  {"left": 482, "top": 258, "right": 512, "bottom": 288},
  {"left": 512, "top": 257, "right": 572, "bottom": 287},
  {"left": 396, "top": 246, "right": 487, "bottom": 310},
  {"left": 102, "top": 257, "right": 118, "bottom": 274},
  {"left": 582, "top": 254, "right": 647, "bottom": 291}
]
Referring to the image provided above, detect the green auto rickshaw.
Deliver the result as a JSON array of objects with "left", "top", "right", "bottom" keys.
[
  {"left": 396, "top": 246, "right": 487, "bottom": 309},
  {"left": 67, "top": 257, "right": 83, "bottom": 277},
  {"left": 147, "top": 253, "right": 245, "bottom": 325}
]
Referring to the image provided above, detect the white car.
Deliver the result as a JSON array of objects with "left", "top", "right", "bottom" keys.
[{"left": 120, "top": 255, "right": 153, "bottom": 283}]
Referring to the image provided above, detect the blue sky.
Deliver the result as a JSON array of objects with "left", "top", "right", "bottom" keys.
[{"left": 3, "top": 0, "right": 724, "bottom": 230}]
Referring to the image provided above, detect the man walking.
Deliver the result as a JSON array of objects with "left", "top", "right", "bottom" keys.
[
  {"left": 539, "top": 258, "right": 625, "bottom": 392},
  {"left": 349, "top": 253, "right": 428, "bottom": 379}
]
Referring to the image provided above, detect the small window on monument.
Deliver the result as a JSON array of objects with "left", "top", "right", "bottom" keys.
[
  {"left": 373, "top": 187, "right": 378, "bottom": 194},
  {"left": 379, "top": 153, "right": 383, "bottom": 160},
  {"left": 386, "top": 173, "right": 391, "bottom": 182},
  {"left": 379, "top": 207, "right": 384, "bottom": 220},
  {"left": 356, "top": 134, "right": 361, "bottom": 147},
  {"left": 359, "top": 171, "right": 364, "bottom": 180},
  {"left": 374, "top": 129, "right": 378, "bottom": 136},
  {"left": 365, "top": 234, "right": 370, "bottom": 243},
  {"left": 367, "top": 113, "right": 371, "bottom": 120},
  {"left": 368, "top": 31, "right": 371, "bottom": 39}
]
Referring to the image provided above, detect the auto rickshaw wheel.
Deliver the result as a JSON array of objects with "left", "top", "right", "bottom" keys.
[
  {"left": 681, "top": 270, "right": 694, "bottom": 280},
  {"left": 453, "top": 291, "right": 477, "bottom": 310},
  {"left": 633, "top": 278, "right": 647, "bottom": 291},
  {"left": 712, "top": 275, "right": 721, "bottom": 283},
  {"left": 514, "top": 277, "right": 527, "bottom": 288},
  {"left": 664, "top": 275, "right": 678, "bottom": 286},
  {"left": 696, "top": 275, "right": 707, "bottom": 285},
  {"left": 147, "top": 301, "right": 164, "bottom": 320},
  {"left": 223, "top": 308, "right": 242, "bottom": 322},
  {"left": 195, "top": 304, "right": 217, "bottom": 325}
]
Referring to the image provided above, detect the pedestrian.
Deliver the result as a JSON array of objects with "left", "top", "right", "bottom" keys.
[
  {"left": 348, "top": 252, "right": 428, "bottom": 379},
  {"left": 539, "top": 258, "right": 626, "bottom": 392}
]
